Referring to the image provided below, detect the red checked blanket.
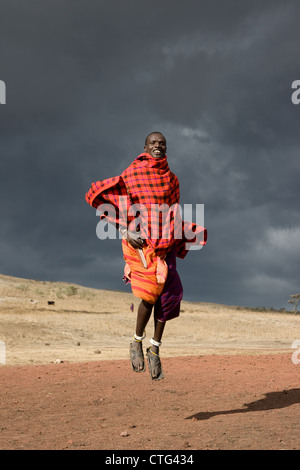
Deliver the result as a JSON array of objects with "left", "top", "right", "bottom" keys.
[
  {"left": 85, "top": 152, "right": 207, "bottom": 259},
  {"left": 85, "top": 152, "right": 207, "bottom": 314}
]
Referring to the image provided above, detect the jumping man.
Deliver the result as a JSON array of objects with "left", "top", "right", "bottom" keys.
[{"left": 85, "top": 132, "right": 207, "bottom": 380}]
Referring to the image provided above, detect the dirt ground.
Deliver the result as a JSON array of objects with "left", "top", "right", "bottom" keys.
[
  {"left": 0, "top": 354, "right": 299, "bottom": 451},
  {"left": 0, "top": 274, "right": 300, "bottom": 450}
]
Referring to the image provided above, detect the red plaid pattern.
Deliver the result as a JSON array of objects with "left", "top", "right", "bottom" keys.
[
  {"left": 121, "top": 153, "right": 180, "bottom": 206},
  {"left": 121, "top": 153, "right": 181, "bottom": 255},
  {"left": 85, "top": 175, "right": 129, "bottom": 221},
  {"left": 85, "top": 153, "right": 207, "bottom": 258}
]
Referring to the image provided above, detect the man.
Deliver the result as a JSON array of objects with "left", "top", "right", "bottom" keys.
[{"left": 85, "top": 132, "right": 207, "bottom": 380}]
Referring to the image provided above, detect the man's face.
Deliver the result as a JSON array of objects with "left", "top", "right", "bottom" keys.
[{"left": 144, "top": 133, "right": 167, "bottom": 158}]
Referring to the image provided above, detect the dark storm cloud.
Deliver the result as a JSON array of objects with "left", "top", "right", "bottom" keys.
[{"left": 0, "top": 0, "right": 299, "bottom": 309}]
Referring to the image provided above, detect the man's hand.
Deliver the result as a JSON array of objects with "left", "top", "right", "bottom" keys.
[
  {"left": 126, "top": 230, "right": 145, "bottom": 249},
  {"left": 119, "top": 226, "right": 145, "bottom": 249}
]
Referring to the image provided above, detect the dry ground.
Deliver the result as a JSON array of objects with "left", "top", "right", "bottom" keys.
[{"left": 0, "top": 273, "right": 299, "bottom": 450}]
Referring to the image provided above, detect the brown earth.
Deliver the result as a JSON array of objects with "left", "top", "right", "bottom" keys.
[
  {"left": 0, "top": 354, "right": 299, "bottom": 451},
  {"left": 0, "top": 274, "right": 300, "bottom": 450}
]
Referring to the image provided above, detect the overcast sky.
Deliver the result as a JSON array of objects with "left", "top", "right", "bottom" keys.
[{"left": 0, "top": 0, "right": 300, "bottom": 310}]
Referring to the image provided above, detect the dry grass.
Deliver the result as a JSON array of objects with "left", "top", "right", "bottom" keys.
[{"left": 1, "top": 273, "right": 300, "bottom": 366}]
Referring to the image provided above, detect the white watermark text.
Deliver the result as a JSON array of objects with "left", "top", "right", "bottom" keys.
[
  {"left": 291, "top": 340, "right": 300, "bottom": 365},
  {"left": 291, "top": 80, "right": 300, "bottom": 105},
  {"left": 0, "top": 340, "right": 6, "bottom": 365},
  {"left": 0, "top": 80, "right": 6, "bottom": 104},
  {"left": 95, "top": 201, "right": 205, "bottom": 251}
]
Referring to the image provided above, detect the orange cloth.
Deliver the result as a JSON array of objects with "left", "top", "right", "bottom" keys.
[{"left": 122, "top": 239, "right": 168, "bottom": 304}]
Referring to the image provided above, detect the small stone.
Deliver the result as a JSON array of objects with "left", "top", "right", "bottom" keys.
[
  {"left": 120, "top": 431, "right": 129, "bottom": 437},
  {"left": 94, "top": 350, "right": 101, "bottom": 354}
]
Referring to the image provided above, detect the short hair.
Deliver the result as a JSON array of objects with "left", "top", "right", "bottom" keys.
[{"left": 144, "top": 131, "right": 166, "bottom": 146}]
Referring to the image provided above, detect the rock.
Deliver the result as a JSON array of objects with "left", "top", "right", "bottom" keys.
[{"left": 120, "top": 431, "right": 129, "bottom": 437}]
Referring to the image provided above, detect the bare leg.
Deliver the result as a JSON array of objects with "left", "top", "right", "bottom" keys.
[
  {"left": 136, "top": 300, "right": 153, "bottom": 337},
  {"left": 151, "top": 319, "right": 165, "bottom": 355}
]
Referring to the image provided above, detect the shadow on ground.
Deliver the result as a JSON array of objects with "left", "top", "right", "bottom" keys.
[{"left": 186, "top": 388, "right": 300, "bottom": 421}]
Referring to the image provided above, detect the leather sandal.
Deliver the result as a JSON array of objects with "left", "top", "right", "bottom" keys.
[
  {"left": 130, "top": 341, "right": 145, "bottom": 372},
  {"left": 146, "top": 347, "right": 164, "bottom": 381}
]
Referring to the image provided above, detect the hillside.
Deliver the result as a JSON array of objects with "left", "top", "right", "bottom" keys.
[{"left": 0, "top": 273, "right": 299, "bottom": 366}]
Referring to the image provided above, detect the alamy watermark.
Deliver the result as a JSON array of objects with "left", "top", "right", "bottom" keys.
[
  {"left": 95, "top": 200, "right": 205, "bottom": 250},
  {"left": 291, "top": 340, "right": 300, "bottom": 365},
  {"left": 291, "top": 80, "right": 300, "bottom": 105},
  {"left": 0, "top": 80, "right": 6, "bottom": 104},
  {"left": 0, "top": 340, "right": 6, "bottom": 365}
]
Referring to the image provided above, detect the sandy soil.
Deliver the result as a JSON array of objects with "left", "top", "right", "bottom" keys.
[{"left": 0, "top": 274, "right": 299, "bottom": 450}]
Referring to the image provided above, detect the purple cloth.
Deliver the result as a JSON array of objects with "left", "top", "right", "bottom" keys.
[{"left": 154, "top": 247, "right": 183, "bottom": 322}]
